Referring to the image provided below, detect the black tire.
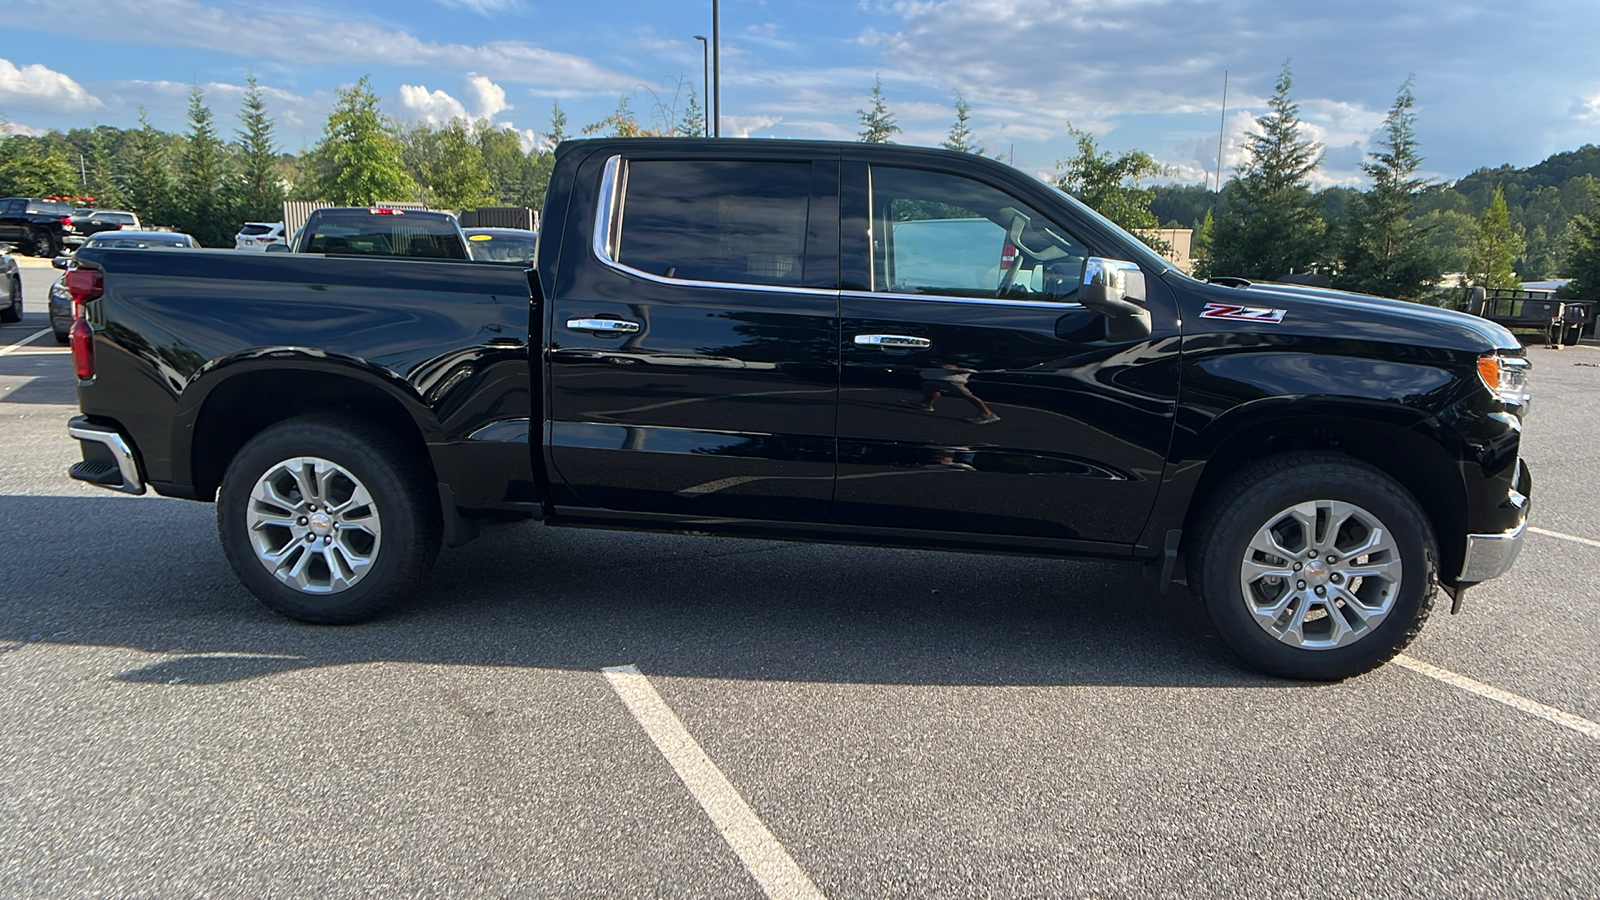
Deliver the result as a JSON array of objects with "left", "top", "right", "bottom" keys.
[
  {"left": 30, "top": 230, "right": 57, "bottom": 259},
  {"left": 217, "top": 414, "right": 441, "bottom": 624},
  {"left": 53, "top": 328, "right": 70, "bottom": 344},
  {"left": 1190, "top": 452, "right": 1437, "bottom": 680},
  {"left": 1, "top": 278, "right": 20, "bottom": 323},
  {"left": 1562, "top": 323, "right": 1583, "bottom": 346}
]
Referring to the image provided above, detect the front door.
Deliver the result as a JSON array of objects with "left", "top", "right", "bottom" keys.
[
  {"left": 547, "top": 151, "right": 841, "bottom": 522},
  {"left": 834, "top": 160, "right": 1180, "bottom": 547}
]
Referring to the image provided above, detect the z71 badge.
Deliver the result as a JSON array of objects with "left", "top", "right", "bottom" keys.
[{"left": 1200, "top": 302, "right": 1288, "bottom": 324}]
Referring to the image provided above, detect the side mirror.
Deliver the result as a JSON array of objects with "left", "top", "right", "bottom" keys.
[
  {"left": 52, "top": 256, "right": 70, "bottom": 270},
  {"left": 264, "top": 242, "right": 290, "bottom": 253},
  {"left": 1079, "top": 257, "right": 1152, "bottom": 341}
]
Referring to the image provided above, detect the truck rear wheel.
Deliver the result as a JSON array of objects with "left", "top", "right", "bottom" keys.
[
  {"left": 1190, "top": 452, "right": 1436, "bottom": 680},
  {"left": 217, "top": 415, "right": 441, "bottom": 624}
]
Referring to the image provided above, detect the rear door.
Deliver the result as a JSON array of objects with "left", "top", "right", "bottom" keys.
[
  {"left": 834, "top": 158, "right": 1181, "bottom": 547},
  {"left": 0, "top": 199, "right": 23, "bottom": 243},
  {"left": 546, "top": 149, "right": 842, "bottom": 521}
]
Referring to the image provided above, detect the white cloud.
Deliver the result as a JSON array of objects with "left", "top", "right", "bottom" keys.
[
  {"left": 0, "top": 57, "right": 101, "bottom": 112},
  {"left": 5, "top": 0, "right": 633, "bottom": 94},
  {"left": 433, "top": 0, "right": 522, "bottom": 14},
  {"left": 398, "top": 84, "right": 470, "bottom": 124},
  {"left": 1, "top": 119, "right": 46, "bottom": 136},
  {"left": 464, "top": 74, "right": 510, "bottom": 120},
  {"left": 722, "top": 114, "right": 783, "bottom": 138}
]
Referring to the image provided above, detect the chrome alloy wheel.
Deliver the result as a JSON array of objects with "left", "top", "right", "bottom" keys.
[
  {"left": 1238, "top": 500, "right": 1403, "bottom": 650},
  {"left": 245, "top": 456, "right": 382, "bottom": 594}
]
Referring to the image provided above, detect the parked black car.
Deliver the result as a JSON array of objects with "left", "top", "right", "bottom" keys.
[
  {"left": 49, "top": 231, "right": 198, "bottom": 342},
  {"left": 0, "top": 198, "right": 77, "bottom": 257},
  {"left": 65, "top": 210, "right": 141, "bottom": 246},
  {"left": 64, "top": 138, "right": 1532, "bottom": 680}
]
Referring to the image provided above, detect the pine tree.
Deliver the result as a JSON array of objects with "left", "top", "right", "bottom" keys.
[
  {"left": 307, "top": 76, "right": 416, "bottom": 206},
  {"left": 234, "top": 72, "right": 286, "bottom": 225},
  {"left": 548, "top": 101, "right": 568, "bottom": 147},
  {"left": 1054, "top": 127, "right": 1170, "bottom": 252},
  {"left": 176, "top": 84, "right": 231, "bottom": 246},
  {"left": 941, "top": 91, "right": 981, "bottom": 154},
  {"left": 858, "top": 76, "right": 900, "bottom": 143},
  {"left": 1192, "top": 208, "right": 1215, "bottom": 279},
  {"left": 1467, "top": 185, "right": 1523, "bottom": 293},
  {"left": 117, "top": 110, "right": 177, "bottom": 226},
  {"left": 1334, "top": 78, "right": 1442, "bottom": 300},
  {"left": 1211, "top": 62, "right": 1327, "bottom": 279},
  {"left": 677, "top": 84, "right": 707, "bottom": 138}
]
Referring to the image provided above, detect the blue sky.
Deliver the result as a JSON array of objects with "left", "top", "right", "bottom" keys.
[{"left": 4, "top": 0, "right": 1599, "bottom": 188}]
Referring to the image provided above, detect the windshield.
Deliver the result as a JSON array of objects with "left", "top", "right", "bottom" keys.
[
  {"left": 304, "top": 214, "right": 467, "bottom": 260},
  {"left": 85, "top": 235, "right": 193, "bottom": 249},
  {"left": 466, "top": 231, "right": 538, "bottom": 263},
  {"left": 1044, "top": 184, "right": 1176, "bottom": 277}
]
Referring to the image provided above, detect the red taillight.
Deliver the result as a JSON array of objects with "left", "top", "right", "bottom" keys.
[
  {"left": 65, "top": 269, "right": 103, "bottom": 381},
  {"left": 368, "top": 207, "right": 403, "bottom": 215},
  {"left": 62, "top": 216, "right": 73, "bottom": 227},
  {"left": 70, "top": 317, "right": 94, "bottom": 380}
]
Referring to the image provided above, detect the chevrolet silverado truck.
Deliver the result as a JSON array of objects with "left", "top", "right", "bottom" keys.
[{"left": 62, "top": 138, "right": 1532, "bottom": 680}]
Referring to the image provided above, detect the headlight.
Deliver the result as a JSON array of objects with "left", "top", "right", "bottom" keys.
[{"left": 1477, "top": 354, "right": 1530, "bottom": 406}]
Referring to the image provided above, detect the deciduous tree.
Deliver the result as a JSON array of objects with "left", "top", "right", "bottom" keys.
[
  {"left": 306, "top": 75, "right": 416, "bottom": 206},
  {"left": 1054, "top": 127, "right": 1170, "bottom": 252}
]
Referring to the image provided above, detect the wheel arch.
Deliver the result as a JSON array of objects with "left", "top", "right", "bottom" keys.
[
  {"left": 178, "top": 355, "right": 439, "bottom": 502},
  {"left": 1178, "top": 402, "right": 1470, "bottom": 581}
]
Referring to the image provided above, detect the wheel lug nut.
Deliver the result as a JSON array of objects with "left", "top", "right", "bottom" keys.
[
  {"left": 1293, "top": 562, "right": 1303, "bottom": 571},
  {"left": 1331, "top": 573, "right": 1343, "bottom": 584},
  {"left": 307, "top": 505, "right": 317, "bottom": 512},
  {"left": 1326, "top": 554, "right": 1336, "bottom": 563},
  {"left": 1315, "top": 586, "right": 1326, "bottom": 596},
  {"left": 1297, "top": 580, "right": 1307, "bottom": 590},
  {"left": 323, "top": 535, "right": 332, "bottom": 545},
  {"left": 297, "top": 517, "right": 308, "bottom": 526},
  {"left": 305, "top": 534, "right": 315, "bottom": 543}
]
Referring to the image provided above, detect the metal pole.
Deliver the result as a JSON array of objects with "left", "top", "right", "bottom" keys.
[
  {"left": 712, "top": 0, "right": 721, "bottom": 138},
  {"left": 1215, "top": 71, "right": 1228, "bottom": 194},
  {"left": 694, "top": 36, "right": 710, "bottom": 137}
]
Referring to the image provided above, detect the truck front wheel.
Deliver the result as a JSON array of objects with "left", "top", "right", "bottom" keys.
[
  {"left": 217, "top": 415, "right": 441, "bottom": 624},
  {"left": 1191, "top": 452, "right": 1437, "bottom": 680}
]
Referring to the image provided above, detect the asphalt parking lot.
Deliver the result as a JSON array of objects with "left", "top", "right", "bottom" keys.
[{"left": 3, "top": 258, "right": 1598, "bottom": 898}]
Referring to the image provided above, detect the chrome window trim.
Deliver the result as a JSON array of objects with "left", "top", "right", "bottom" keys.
[
  {"left": 841, "top": 289, "right": 1084, "bottom": 311},
  {"left": 590, "top": 153, "right": 839, "bottom": 299}
]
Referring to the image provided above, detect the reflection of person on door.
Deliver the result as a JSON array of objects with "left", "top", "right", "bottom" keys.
[{"left": 919, "top": 363, "right": 1000, "bottom": 424}]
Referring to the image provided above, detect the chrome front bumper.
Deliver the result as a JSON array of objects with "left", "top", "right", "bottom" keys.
[{"left": 1457, "top": 459, "right": 1530, "bottom": 583}]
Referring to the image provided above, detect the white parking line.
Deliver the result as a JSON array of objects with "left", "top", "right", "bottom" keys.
[
  {"left": 603, "top": 664, "right": 827, "bottom": 900},
  {"left": 1530, "top": 526, "right": 1600, "bottom": 550},
  {"left": 1394, "top": 655, "right": 1600, "bottom": 742},
  {"left": 0, "top": 328, "right": 51, "bottom": 357}
]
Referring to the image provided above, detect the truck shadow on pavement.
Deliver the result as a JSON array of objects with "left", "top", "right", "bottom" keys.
[{"left": 0, "top": 493, "right": 1291, "bottom": 689}]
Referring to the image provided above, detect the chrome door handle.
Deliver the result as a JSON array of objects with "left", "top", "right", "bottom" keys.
[
  {"left": 854, "top": 333, "right": 931, "bottom": 349},
  {"left": 566, "top": 317, "right": 641, "bottom": 334}
]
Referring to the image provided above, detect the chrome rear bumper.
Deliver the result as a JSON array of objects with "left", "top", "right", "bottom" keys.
[{"left": 67, "top": 417, "right": 146, "bottom": 495}]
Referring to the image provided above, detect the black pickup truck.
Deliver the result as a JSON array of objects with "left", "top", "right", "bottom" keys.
[{"left": 63, "top": 138, "right": 1532, "bottom": 680}]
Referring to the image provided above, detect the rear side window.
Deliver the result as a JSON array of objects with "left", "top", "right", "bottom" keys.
[
  {"left": 26, "top": 200, "right": 71, "bottom": 216},
  {"left": 239, "top": 224, "right": 276, "bottom": 236},
  {"left": 614, "top": 160, "right": 811, "bottom": 287},
  {"left": 305, "top": 215, "right": 467, "bottom": 260}
]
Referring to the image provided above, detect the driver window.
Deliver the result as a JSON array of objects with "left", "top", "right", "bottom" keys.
[{"left": 868, "top": 165, "right": 1088, "bottom": 302}]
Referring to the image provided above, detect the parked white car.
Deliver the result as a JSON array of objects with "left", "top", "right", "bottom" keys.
[{"left": 234, "top": 222, "right": 285, "bottom": 251}]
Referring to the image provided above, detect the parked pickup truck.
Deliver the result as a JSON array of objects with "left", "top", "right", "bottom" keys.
[{"left": 63, "top": 138, "right": 1532, "bottom": 680}]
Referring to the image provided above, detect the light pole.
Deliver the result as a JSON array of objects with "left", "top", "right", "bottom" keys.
[
  {"left": 694, "top": 35, "right": 710, "bottom": 138},
  {"left": 712, "top": 0, "right": 720, "bottom": 137}
]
